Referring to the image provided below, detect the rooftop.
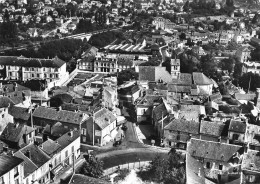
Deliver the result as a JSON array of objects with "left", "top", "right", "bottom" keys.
[
  {"left": 0, "top": 154, "right": 24, "bottom": 177},
  {"left": 33, "top": 106, "right": 87, "bottom": 125},
  {"left": 164, "top": 119, "right": 200, "bottom": 135},
  {"left": 187, "top": 138, "right": 243, "bottom": 162}
]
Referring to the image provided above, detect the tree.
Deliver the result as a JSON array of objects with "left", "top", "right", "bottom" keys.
[
  {"left": 117, "top": 69, "right": 138, "bottom": 85},
  {"left": 218, "top": 57, "right": 235, "bottom": 73},
  {"left": 183, "top": 0, "right": 190, "bottom": 12},
  {"left": 80, "top": 154, "right": 104, "bottom": 178},
  {"left": 252, "top": 13, "right": 259, "bottom": 24},
  {"left": 200, "top": 54, "right": 218, "bottom": 79},
  {"left": 238, "top": 72, "right": 260, "bottom": 92},
  {"left": 138, "top": 148, "right": 185, "bottom": 184}
]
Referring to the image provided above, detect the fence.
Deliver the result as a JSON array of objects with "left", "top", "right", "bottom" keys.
[{"left": 103, "top": 161, "right": 150, "bottom": 176}]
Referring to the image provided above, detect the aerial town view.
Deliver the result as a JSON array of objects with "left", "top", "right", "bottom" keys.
[{"left": 1, "top": 0, "right": 260, "bottom": 183}]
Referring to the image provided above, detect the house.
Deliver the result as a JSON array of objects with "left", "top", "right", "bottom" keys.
[
  {"left": 178, "top": 105, "right": 206, "bottom": 122},
  {"left": 8, "top": 106, "right": 32, "bottom": 124},
  {"left": 170, "top": 59, "right": 180, "bottom": 79},
  {"left": 192, "top": 72, "right": 214, "bottom": 96},
  {"left": 32, "top": 106, "right": 88, "bottom": 136},
  {"left": 102, "top": 86, "right": 118, "bottom": 110},
  {"left": 0, "top": 123, "right": 35, "bottom": 149},
  {"left": 136, "top": 95, "right": 164, "bottom": 123},
  {"left": 163, "top": 119, "right": 200, "bottom": 149},
  {"left": 0, "top": 56, "right": 69, "bottom": 87},
  {"left": 23, "top": 80, "right": 49, "bottom": 106},
  {"left": 228, "top": 119, "right": 247, "bottom": 145},
  {"left": 242, "top": 61, "right": 260, "bottom": 75},
  {"left": 235, "top": 46, "right": 251, "bottom": 63},
  {"left": 0, "top": 154, "right": 24, "bottom": 184},
  {"left": 138, "top": 66, "right": 172, "bottom": 83},
  {"left": 186, "top": 138, "right": 243, "bottom": 184},
  {"left": 93, "top": 53, "right": 133, "bottom": 73},
  {"left": 241, "top": 149, "right": 260, "bottom": 183},
  {"left": 27, "top": 28, "right": 38, "bottom": 37},
  {"left": 50, "top": 130, "right": 80, "bottom": 180},
  {"left": 118, "top": 82, "right": 140, "bottom": 107},
  {"left": 152, "top": 17, "right": 176, "bottom": 31},
  {"left": 14, "top": 143, "right": 51, "bottom": 184},
  {"left": 0, "top": 96, "right": 14, "bottom": 134},
  {"left": 199, "top": 120, "right": 228, "bottom": 143},
  {"left": 82, "top": 108, "right": 117, "bottom": 146}
]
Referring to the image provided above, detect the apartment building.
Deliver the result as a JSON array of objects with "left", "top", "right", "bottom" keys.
[{"left": 0, "top": 56, "right": 69, "bottom": 86}]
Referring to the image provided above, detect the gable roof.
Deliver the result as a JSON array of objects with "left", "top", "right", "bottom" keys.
[
  {"left": 234, "top": 93, "right": 256, "bottom": 101},
  {"left": 153, "top": 103, "right": 168, "bottom": 121},
  {"left": 93, "top": 108, "right": 116, "bottom": 129},
  {"left": 0, "top": 56, "right": 65, "bottom": 68},
  {"left": 172, "top": 73, "right": 192, "bottom": 85},
  {"left": 164, "top": 119, "right": 200, "bottom": 135},
  {"left": 0, "top": 123, "right": 35, "bottom": 144},
  {"left": 167, "top": 84, "right": 191, "bottom": 93},
  {"left": 33, "top": 106, "right": 87, "bottom": 125},
  {"left": 9, "top": 106, "right": 31, "bottom": 121},
  {"left": 229, "top": 119, "right": 246, "bottom": 133},
  {"left": 56, "top": 130, "right": 80, "bottom": 149},
  {"left": 200, "top": 120, "right": 226, "bottom": 137},
  {"left": 41, "top": 139, "right": 61, "bottom": 156},
  {"left": 14, "top": 150, "right": 38, "bottom": 177},
  {"left": 187, "top": 138, "right": 242, "bottom": 162},
  {"left": 20, "top": 144, "right": 50, "bottom": 168},
  {"left": 138, "top": 66, "right": 172, "bottom": 83},
  {"left": 0, "top": 154, "right": 24, "bottom": 176},
  {"left": 0, "top": 96, "right": 15, "bottom": 108},
  {"left": 192, "top": 72, "right": 214, "bottom": 85}
]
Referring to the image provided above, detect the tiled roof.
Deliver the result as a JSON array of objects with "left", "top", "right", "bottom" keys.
[
  {"left": 229, "top": 119, "right": 246, "bottom": 133},
  {"left": 172, "top": 73, "right": 192, "bottom": 85},
  {"left": 33, "top": 106, "right": 86, "bottom": 125},
  {"left": 93, "top": 108, "right": 116, "bottom": 129},
  {"left": 0, "top": 56, "right": 65, "bottom": 68},
  {"left": 192, "top": 72, "right": 214, "bottom": 85},
  {"left": 139, "top": 66, "right": 172, "bottom": 83},
  {"left": 164, "top": 119, "right": 200, "bottom": 135},
  {"left": 0, "top": 123, "right": 34, "bottom": 144},
  {"left": 153, "top": 103, "right": 168, "bottom": 121},
  {"left": 20, "top": 144, "right": 50, "bottom": 168},
  {"left": 9, "top": 106, "right": 31, "bottom": 121},
  {"left": 61, "top": 103, "right": 90, "bottom": 113},
  {"left": 137, "top": 95, "right": 164, "bottom": 106},
  {"left": 41, "top": 139, "right": 61, "bottom": 156},
  {"left": 14, "top": 150, "right": 38, "bottom": 177},
  {"left": 0, "top": 154, "right": 24, "bottom": 176},
  {"left": 0, "top": 96, "right": 15, "bottom": 108},
  {"left": 1, "top": 83, "right": 30, "bottom": 93},
  {"left": 148, "top": 82, "right": 168, "bottom": 90},
  {"left": 69, "top": 174, "right": 109, "bottom": 184},
  {"left": 56, "top": 130, "right": 80, "bottom": 149},
  {"left": 188, "top": 138, "right": 242, "bottom": 162},
  {"left": 168, "top": 84, "right": 191, "bottom": 93},
  {"left": 242, "top": 150, "right": 260, "bottom": 172},
  {"left": 139, "top": 66, "right": 156, "bottom": 81},
  {"left": 118, "top": 84, "right": 140, "bottom": 95},
  {"left": 200, "top": 120, "right": 226, "bottom": 137},
  {"left": 209, "top": 93, "right": 222, "bottom": 101}
]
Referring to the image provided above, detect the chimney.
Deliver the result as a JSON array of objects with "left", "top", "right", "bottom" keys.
[
  {"left": 58, "top": 106, "right": 62, "bottom": 111},
  {"left": 68, "top": 129, "right": 73, "bottom": 137},
  {"left": 25, "top": 150, "right": 31, "bottom": 159},
  {"left": 198, "top": 168, "right": 201, "bottom": 177}
]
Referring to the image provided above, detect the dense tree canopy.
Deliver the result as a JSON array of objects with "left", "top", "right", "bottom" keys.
[
  {"left": 117, "top": 69, "right": 138, "bottom": 85},
  {"left": 238, "top": 72, "right": 260, "bottom": 91},
  {"left": 138, "top": 148, "right": 185, "bottom": 184},
  {"left": 200, "top": 54, "right": 218, "bottom": 78},
  {"left": 80, "top": 154, "right": 104, "bottom": 178},
  {"left": 89, "top": 31, "right": 124, "bottom": 48}
]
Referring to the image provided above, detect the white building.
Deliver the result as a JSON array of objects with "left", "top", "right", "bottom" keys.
[
  {"left": 0, "top": 56, "right": 69, "bottom": 88},
  {"left": 0, "top": 155, "right": 24, "bottom": 184},
  {"left": 242, "top": 61, "right": 260, "bottom": 74}
]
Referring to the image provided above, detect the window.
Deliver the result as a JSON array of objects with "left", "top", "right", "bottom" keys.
[
  {"left": 81, "top": 128, "right": 86, "bottom": 135},
  {"left": 32, "top": 173, "right": 35, "bottom": 181},
  {"left": 15, "top": 179, "right": 19, "bottom": 184},
  {"left": 37, "top": 74, "right": 40, "bottom": 78},
  {"left": 206, "top": 162, "right": 211, "bottom": 169},
  {"left": 72, "top": 146, "right": 74, "bottom": 153},
  {"left": 65, "top": 150, "right": 68, "bottom": 158},
  {"left": 219, "top": 164, "right": 223, "bottom": 170},
  {"left": 0, "top": 177, "right": 4, "bottom": 184},
  {"left": 2, "top": 114, "right": 4, "bottom": 118},
  {"left": 233, "top": 134, "right": 239, "bottom": 140},
  {"left": 31, "top": 74, "right": 34, "bottom": 78},
  {"left": 26, "top": 178, "right": 29, "bottom": 184},
  {"left": 14, "top": 166, "right": 19, "bottom": 177}
]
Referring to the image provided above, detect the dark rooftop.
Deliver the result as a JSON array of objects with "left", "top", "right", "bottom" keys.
[{"left": 0, "top": 154, "right": 24, "bottom": 176}]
